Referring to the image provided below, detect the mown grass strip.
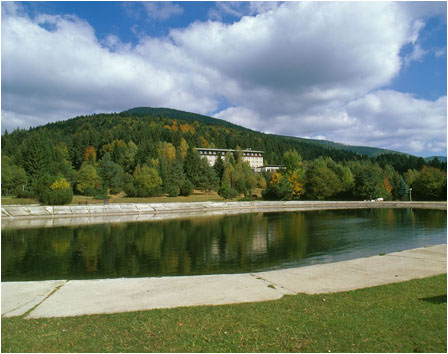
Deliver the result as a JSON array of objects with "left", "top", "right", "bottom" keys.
[{"left": 2, "top": 274, "right": 446, "bottom": 353}]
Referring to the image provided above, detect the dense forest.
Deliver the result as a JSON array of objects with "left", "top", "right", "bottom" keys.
[{"left": 1, "top": 107, "right": 446, "bottom": 204}]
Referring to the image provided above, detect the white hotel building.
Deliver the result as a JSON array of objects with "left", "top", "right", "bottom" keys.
[{"left": 196, "top": 148, "right": 264, "bottom": 169}]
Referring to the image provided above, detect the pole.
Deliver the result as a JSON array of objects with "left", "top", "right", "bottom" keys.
[{"left": 409, "top": 188, "right": 412, "bottom": 202}]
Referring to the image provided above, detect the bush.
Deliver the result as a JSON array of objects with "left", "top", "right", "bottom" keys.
[
  {"left": 166, "top": 185, "right": 180, "bottom": 197},
  {"left": 136, "top": 185, "right": 162, "bottom": 197},
  {"left": 16, "top": 189, "right": 34, "bottom": 199},
  {"left": 123, "top": 183, "right": 137, "bottom": 198},
  {"left": 82, "top": 187, "right": 106, "bottom": 197},
  {"left": 39, "top": 189, "right": 73, "bottom": 205},
  {"left": 218, "top": 186, "right": 239, "bottom": 199},
  {"left": 180, "top": 179, "right": 194, "bottom": 196}
]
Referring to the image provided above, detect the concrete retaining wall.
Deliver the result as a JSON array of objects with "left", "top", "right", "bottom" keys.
[{"left": 2, "top": 201, "right": 446, "bottom": 230}]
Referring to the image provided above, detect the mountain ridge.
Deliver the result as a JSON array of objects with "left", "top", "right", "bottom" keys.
[{"left": 122, "top": 106, "right": 409, "bottom": 158}]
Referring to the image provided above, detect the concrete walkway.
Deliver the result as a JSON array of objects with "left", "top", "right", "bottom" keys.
[
  {"left": 2, "top": 201, "right": 446, "bottom": 230},
  {"left": 2, "top": 244, "right": 446, "bottom": 319}
]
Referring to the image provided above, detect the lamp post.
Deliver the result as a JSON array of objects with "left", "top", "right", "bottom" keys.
[{"left": 409, "top": 188, "right": 412, "bottom": 202}]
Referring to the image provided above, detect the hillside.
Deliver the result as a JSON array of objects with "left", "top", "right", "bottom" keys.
[
  {"left": 123, "top": 107, "right": 244, "bottom": 130},
  {"left": 3, "top": 106, "right": 446, "bottom": 203},
  {"left": 122, "top": 107, "right": 404, "bottom": 157},
  {"left": 2, "top": 107, "right": 366, "bottom": 168},
  {"left": 2, "top": 106, "right": 432, "bottom": 173},
  {"left": 425, "top": 156, "right": 447, "bottom": 163}
]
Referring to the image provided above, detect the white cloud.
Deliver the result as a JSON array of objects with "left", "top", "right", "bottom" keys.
[
  {"left": 1, "top": 10, "right": 218, "bottom": 130},
  {"left": 214, "top": 106, "right": 264, "bottom": 130},
  {"left": 143, "top": 2, "right": 183, "bottom": 21},
  {"left": 342, "top": 91, "right": 447, "bottom": 153},
  {"left": 404, "top": 44, "right": 427, "bottom": 67},
  {"left": 1, "top": 2, "right": 446, "bottom": 156},
  {"left": 435, "top": 47, "right": 446, "bottom": 57}
]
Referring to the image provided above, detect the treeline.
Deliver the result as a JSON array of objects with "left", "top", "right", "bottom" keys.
[
  {"left": 262, "top": 151, "right": 446, "bottom": 201},
  {"left": 1, "top": 111, "right": 446, "bottom": 204}
]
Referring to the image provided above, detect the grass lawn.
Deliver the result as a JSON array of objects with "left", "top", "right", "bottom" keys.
[
  {"left": 1, "top": 191, "right": 227, "bottom": 206},
  {"left": 2, "top": 275, "right": 446, "bottom": 353}
]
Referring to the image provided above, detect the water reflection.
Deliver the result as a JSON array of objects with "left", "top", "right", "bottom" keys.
[{"left": 2, "top": 208, "right": 446, "bottom": 281}]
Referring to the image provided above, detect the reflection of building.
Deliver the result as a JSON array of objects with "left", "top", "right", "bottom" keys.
[{"left": 196, "top": 148, "right": 264, "bottom": 169}]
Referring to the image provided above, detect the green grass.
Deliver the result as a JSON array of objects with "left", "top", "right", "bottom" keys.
[
  {"left": 2, "top": 275, "right": 446, "bottom": 353},
  {"left": 1, "top": 196, "right": 38, "bottom": 205},
  {"left": 1, "top": 191, "right": 227, "bottom": 206}
]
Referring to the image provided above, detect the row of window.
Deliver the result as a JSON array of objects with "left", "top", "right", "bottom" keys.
[{"left": 198, "top": 150, "right": 263, "bottom": 157}]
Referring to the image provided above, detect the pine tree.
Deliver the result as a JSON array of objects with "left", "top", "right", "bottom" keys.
[
  {"left": 165, "top": 159, "right": 185, "bottom": 197},
  {"left": 397, "top": 177, "right": 409, "bottom": 201},
  {"left": 214, "top": 154, "right": 225, "bottom": 187},
  {"left": 20, "top": 132, "right": 50, "bottom": 178},
  {"left": 98, "top": 152, "right": 124, "bottom": 194},
  {"left": 184, "top": 147, "right": 202, "bottom": 187}
]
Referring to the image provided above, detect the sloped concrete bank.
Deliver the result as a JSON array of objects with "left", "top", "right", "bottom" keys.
[
  {"left": 2, "top": 244, "right": 446, "bottom": 318},
  {"left": 2, "top": 201, "right": 446, "bottom": 229}
]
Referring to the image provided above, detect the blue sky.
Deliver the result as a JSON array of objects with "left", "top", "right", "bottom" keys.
[{"left": 2, "top": 1, "right": 447, "bottom": 157}]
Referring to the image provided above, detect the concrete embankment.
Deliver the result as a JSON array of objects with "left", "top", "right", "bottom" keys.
[
  {"left": 2, "top": 201, "right": 446, "bottom": 229},
  {"left": 2, "top": 245, "right": 446, "bottom": 319}
]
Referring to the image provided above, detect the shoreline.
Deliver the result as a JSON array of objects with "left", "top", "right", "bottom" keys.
[
  {"left": 2, "top": 200, "right": 446, "bottom": 229},
  {"left": 2, "top": 244, "right": 446, "bottom": 318}
]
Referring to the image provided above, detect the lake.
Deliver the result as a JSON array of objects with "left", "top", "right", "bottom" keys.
[{"left": 2, "top": 208, "right": 446, "bottom": 281}]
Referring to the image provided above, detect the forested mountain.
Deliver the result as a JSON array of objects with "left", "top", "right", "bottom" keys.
[
  {"left": 3, "top": 107, "right": 369, "bottom": 169},
  {"left": 425, "top": 156, "right": 447, "bottom": 163},
  {"left": 123, "top": 107, "right": 404, "bottom": 157},
  {"left": 2, "top": 106, "right": 446, "bottom": 203}
]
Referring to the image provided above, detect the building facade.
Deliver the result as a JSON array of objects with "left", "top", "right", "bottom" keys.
[
  {"left": 196, "top": 148, "right": 264, "bottom": 169},
  {"left": 253, "top": 165, "right": 284, "bottom": 173}
]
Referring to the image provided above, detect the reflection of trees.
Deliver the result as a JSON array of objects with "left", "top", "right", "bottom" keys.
[
  {"left": 2, "top": 209, "right": 446, "bottom": 281},
  {"left": 72, "top": 227, "right": 104, "bottom": 273}
]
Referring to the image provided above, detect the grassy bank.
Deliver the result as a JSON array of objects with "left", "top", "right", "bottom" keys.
[
  {"left": 1, "top": 191, "right": 226, "bottom": 205},
  {"left": 2, "top": 275, "right": 446, "bottom": 353}
]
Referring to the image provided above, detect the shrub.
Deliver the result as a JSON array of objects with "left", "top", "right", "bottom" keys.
[
  {"left": 39, "top": 189, "right": 73, "bottom": 205},
  {"left": 123, "top": 183, "right": 137, "bottom": 198},
  {"left": 82, "top": 187, "right": 106, "bottom": 197},
  {"left": 218, "top": 186, "right": 239, "bottom": 199},
  {"left": 166, "top": 185, "right": 180, "bottom": 197},
  {"left": 16, "top": 189, "right": 34, "bottom": 199},
  {"left": 180, "top": 179, "right": 194, "bottom": 196}
]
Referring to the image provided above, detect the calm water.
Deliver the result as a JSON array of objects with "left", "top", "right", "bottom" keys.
[{"left": 2, "top": 208, "right": 446, "bottom": 281}]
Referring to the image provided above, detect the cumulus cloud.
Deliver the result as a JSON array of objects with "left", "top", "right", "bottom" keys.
[
  {"left": 1, "top": 7, "right": 218, "bottom": 129},
  {"left": 1, "top": 1, "right": 446, "bottom": 156},
  {"left": 343, "top": 91, "right": 447, "bottom": 153},
  {"left": 208, "top": 1, "right": 281, "bottom": 21}
]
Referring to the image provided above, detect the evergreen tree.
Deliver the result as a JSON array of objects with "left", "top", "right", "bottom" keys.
[
  {"left": 165, "top": 159, "right": 185, "bottom": 197},
  {"left": 196, "top": 158, "right": 218, "bottom": 193},
  {"left": 98, "top": 152, "right": 124, "bottom": 194},
  {"left": 397, "top": 177, "right": 409, "bottom": 201},
  {"left": 214, "top": 154, "right": 225, "bottom": 187},
  {"left": 20, "top": 132, "right": 51, "bottom": 178},
  {"left": 184, "top": 147, "right": 202, "bottom": 187}
]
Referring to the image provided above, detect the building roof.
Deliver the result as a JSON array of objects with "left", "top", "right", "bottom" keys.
[{"left": 195, "top": 147, "right": 264, "bottom": 153}]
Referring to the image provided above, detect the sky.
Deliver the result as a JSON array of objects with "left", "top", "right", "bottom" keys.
[{"left": 1, "top": 1, "right": 447, "bottom": 157}]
